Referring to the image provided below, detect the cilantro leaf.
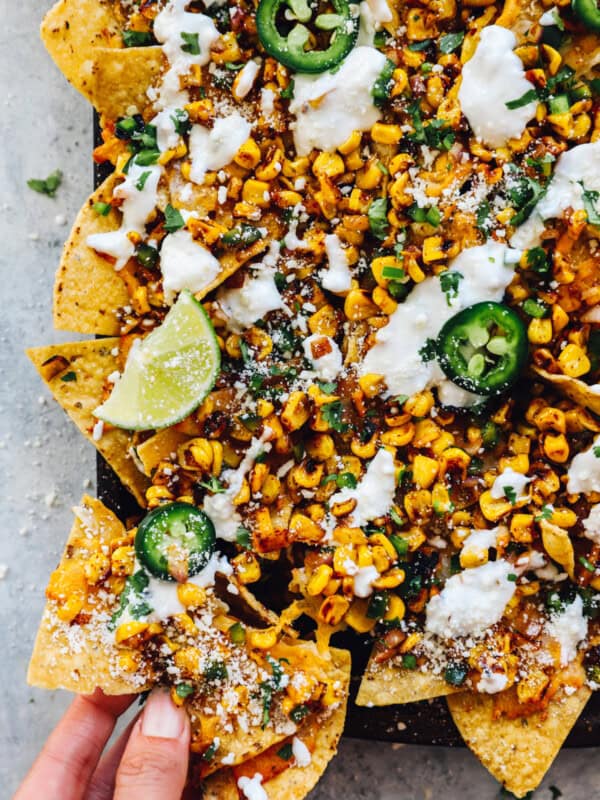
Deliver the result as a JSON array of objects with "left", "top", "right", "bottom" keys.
[
  {"left": 163, "top": 204, "right": 185, "bottom": 233},
  {"left": 180, "top": 31, "right": 200, "bottom": 55},
  {"left": 277, "top": 743, "right": 294, "bottom": 760},
  {"left": 27, "top": 169, "right": 63, "bottom": 198},
  {"left": 504, "top": 486, "right": 517, "bottom": 505},
  {"left": 525, "top": 246, "right": 549, "bottom": 273},
  {"left": 419, "top": 338, "right": 437, "bottom": 363},
  {"left": 439, "top": 31, "right": 464, "bottom": 54},
  {"left": 368, "top": 197, "right": 389, "bottom": 240},
  {"left": 171, "top": 108, "right": 191, "bottom": 137},
  {"left": 439, "top": 271, "right": 463, "bottom": 305},
  {"left": 321, "top": 400, "right": 349, "bottom": 433},
  {"left": 122, "top": 29, "right": 156, "bottom": 47},
  {"left": 371, "top": 59, "right": 396, "bottom": 107},
  {"left": 580, "top": 182, "right": 600, "bottom": 225},
  {"left": 199, "top": 475, "right": 226, "bottom": 494}
]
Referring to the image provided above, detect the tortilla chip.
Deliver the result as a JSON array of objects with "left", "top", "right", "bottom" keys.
[
  {"left": 534, "top": 366, "right": 600, "bottom": 416},
  {"left": 135, "top": 428, "right": 191, "bottom": 477},
  {"left": 88, "top": 47, "right": 163, "bottom": 118},
  {"left": 356, "top": 656, "right": 461, "bottom": 706},
  {"left": 41, "top": 0, "right": 122, "bottom": 102},
  {"left": 27, "top": 339, "right": 148, "bottom": 505},
  {"left": 28, "top": 495, "right": 147, "bottom": 694},
  {"left": 447, "top": 686, "right": 592, "bottom": 798},
  {"left": 202, "top": 650, "right": 351, "bottom": 800},
  {"left": 54, "top": 175, "right": 129, "bottom": 335}
]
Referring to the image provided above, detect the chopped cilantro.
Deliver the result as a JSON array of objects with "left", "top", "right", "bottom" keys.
[
  {"left": 93, "top": 202, "right": 112, "bottom": 216},
  {"left": 135, "top": 170, "right": 151, "bottom": 191},
  {"left": 439, "top": 271, "right": 463, "bottom": 305},
  {"left": 236, "top": 526, "right": 252, "bottom": 549},
  {"left": 439, "top": 31, "right": 464, "bottom": 53},
  {"left": 171, "top": 108, "right": 191, "bottom": 136},
  {"left": 175, "top": 682, "right": 194, "bottom": 699},
  {"left": 535, "top": 505, "right": 553, "bottom": 521},
  {"left": 60, "top": 371, "right": 77, "bottom": 382},
  {"left": 109, "top": 570, "right": 152, "bottom": 630},
  {"left": 525, "top": 246, "right": 550, "bottom": 273},
  {"left": 507, "top": 573, "right": 518, "bottom": 582},
  {"left": 407, "top": 102, "right": 455, "bottom": 150},
  {"left": 289, "top": 703, "right": 310, "bottom": 723},
  {"left": 321, "top": 400, "right": 349, "bottom": 433},
  {"left": 505, "top": 89, "right": 539, "bottom": 110},
  {"left": 371, "top": 59, "right": 396, "bottom": 107},
  {"left": 199, "top": 475, "right": 226, "bottom": 494},
  {"left": 122, "top": 29, "right": 155, "bottom": 47},
  {"left": 526, "top": 152, "right": 555, "bottom": 178},
  {"left": 277, "top": 743, "right": 294, "bottom": 760},
  {"left": 390, "top": 534, "right": 409, "bottom": 557},
  {"left": 163, "top": 204, "right": 185, "bottom": 233},
  {"left": 180, "top": 31, "right": 200, "bottom": 55},
  {"left": 323, "top": 472, "right": 358, "bottom": 490},
  {"left": 368, "top": 197, "right": 389, "bottom": 240},
  {"left": 408, "top": 38, "right": 432, "bottom": 51},
  {"left": 402, "top": 654, "right": 418, "bottom": 669},
  {"left": 204, "top": 660, "right": 228, "bottom": 681},
  {"left": 504, "top": 486, "right": 517, "bottom": 505},
  {"left": 419, "top": 338, "right": 437, "bottom": 363},
  {"left": 580, "top": 182, "right": 600, "bottom": 225},
  {"left": 27, "top": 169, "right": 62, "bottom": 198},
  {"left": 593, "top": 445, "right": 600, "bottom": 458},
  {"left": 280, "top": 80, "right": 295, "bottom": 100},
  {"left": 316, "top": 380, "right": 337, "bottom": 394},
  {"left": 508, "top": 176, "right": 546, "bottom": 227}
]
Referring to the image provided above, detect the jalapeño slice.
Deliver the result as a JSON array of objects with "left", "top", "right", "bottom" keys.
[
  {"left": 256, "top": 0, "right": 359, "bottom": 73},
  {"left": 135, "top": 503, "right": 216, "bottom": 582},
  {"left": 572, "top": 0, "right": 600, "bottom": 31},
  {"left": 436, "top": 301, "right": 528, "bottom": 396}
]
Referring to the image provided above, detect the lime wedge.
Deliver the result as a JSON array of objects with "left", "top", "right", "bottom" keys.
[{"left": 95, "top": 290, "right": 220, "bottom": 430}]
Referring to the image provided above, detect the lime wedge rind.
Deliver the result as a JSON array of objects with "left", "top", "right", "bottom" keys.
[{"left": 95, "top": 291, "right": 221, "bottom": 431}]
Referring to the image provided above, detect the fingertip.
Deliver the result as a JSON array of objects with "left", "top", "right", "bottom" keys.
[{"left": 141, "top": 690, "right": 189, "bottom": 741}]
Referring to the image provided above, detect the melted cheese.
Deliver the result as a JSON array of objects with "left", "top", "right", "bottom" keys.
[
  {"left": 160, "top": 229, "right": 221, "bottom": 304},
  {"left": 289, "top": 46, "right": 386, "bottom": 155},
  {"left": 458, "top": 26, "right": 537, "bottom": 149},
  {"left": 360, "top": 241, "right": 519, "bottom": 405}
]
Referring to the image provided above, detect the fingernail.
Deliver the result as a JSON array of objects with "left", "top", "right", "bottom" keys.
[{"left": 141, "top": 690, "right": 185, "bottom": 739}]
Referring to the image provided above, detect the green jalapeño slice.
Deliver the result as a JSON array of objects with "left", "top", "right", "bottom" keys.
[
  {"left": 436, "top": 301, "right": 528, "bottom": 396},
  {"left": 135, "top": 503, "right": 216, "bottom": 582},
  {"left": 256, "top": 0, "right": 359, "bottom": 73},
  {"left": 572, "top": 0, "right": 600, "bottom": 32}
]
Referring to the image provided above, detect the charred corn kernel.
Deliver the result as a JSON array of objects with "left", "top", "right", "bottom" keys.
[
  {"left": 422, "top": 236, "right": 445, "bottom": 263},
  {"left": 276, "top": 190, "right": 303, "bottom": 206},
  {"left": 369, "top": 533, "right": 397, "bottom": 562},
  {"left": 391, "top": 67, "right": 409, "bottom": 96},
  {"left": 509, "top": 433, "right": 531, "bottom": 454},
  {"left": 499, "top": 454, "right": 530, "bottom": 474},
  {"left": 389, "top": 154, "right": 413, "bottom": 177},
  {"left": 550, "top": 507, "right": 577, "bottom": 527},
  {"left": 344, "top": 289, "right": 379, "bottom": 320},
  {"left": 307, "top": 564, "right": 334, "bottom": 596},
  {"left": 460, "top": 546, "right": 489, "bottom": 569},
  {"left": 359, "top": 373, "right": 385, "bottom": 398},
  {"left": 111, "top": 546, "right": 135, "bottom": 577},
  {"left": 247, "top": 627, "right": 278, "bottom": 649},
  {"left": 371, "top": 122, "right": 403, "bottom": 144},
  {"left": 242, "top": 179, "right": 270, "bottom": 207},
  {"left": 308, "top": 304, "right": 339, "bottom": 337},
  {"left": 405, "top": 391, "right": 434, "bottom": 418},
  {"left": 383, "top": 595, "right": 405, "bottom": 622},
  {"left": 510, "top": 513, "right": 534, "bottom": 543},
  {"left": 331, "top": 497, "right": 357, "bottom": 517},
  {"left": 404, "top": 527, "right": 427, "bottom": 552},
  {"left": 177, "top": 582, "right": 207, "bottom": 608},
  {"left": 426, "top": 74, "right": 444, "bottom": 108},
  {"left": 145, "top": 485, "right": 174, "bottom": 508},
  {"left": 319, "top": 595, "right": 350, "bottom": 625},
  {"left": 407, "top": 259, "right": 426, "bottom": 283},
  {"left": 371, "top": 545, "right": 393, "bottom": 573},
  {"left": 291, "top": 461, "right": 325, "bottom": 489},
  {"left": 115, "top": 621, "right": 148, "bottom": 644},
  {"left": 440, "top": 446, "right": 471, "bottom": 475},
  {"left": 382, "top": 424, "right": 415, "bottom": 447},
  {"left": 404, "top": 490, "right": 432, "bottom": 522},
  {"left": 479, "top": 490, "right": 513, "bottom": 522},
  {"left": 232, "top": 552, "right": 261, "bottom": 584},
  {"left": 351, "top": 435, "right": 378, "bottom": 459},
  {"left": 400, "top": 631, "right": 422, "bottom": 653},
  {"left": 250, "top": 462, "right": 269, "bottom": 494},
  {"left": 338, "top": 130, "right": 362, "bottom": 154},
  {"left": 257, "top": 398, "right": 275, "bottom": 418},
  {"left": 260, "top": 474, "right": 280, "bottom": 504},
  {"left": 281, "top": 391, "right": 311, "bottom": 431},
  {"left": 313, "top": 151, "right": 345, "bottom": 178},
  {"left": 345, "top": 148, "right": 364, "bottom": 171},
  {"left": 290, "top": 512, "right": 324, "bottom": 542},
  {"left": 542, "top": 432, "right": 570, "bottom": 463},
  {"left": 552, "top": 304, "right": 569, "bottom": 331},
  {"left": 233, "top": 478, "right": 250, "bottom": 505},
  {"left": 234, "top": 137, "right": 261, "bottom": 169},
  {"left": 333, "top": 545, "right": 356, "bottom": 575},
  {"left": 83, "top": 552, "right": 110, "bottom": 585},
  {"left": 432, "top": 483, "right": 452, "bottom": 514},
  {"left": 174, "top": 612, "right": 198, "bottom": 635},
  {"left": 356, "top": 160, "right": 384, "bottom": 190},
  {"left": 118, "top": 651, "right": 140, "bottom": 673},
  {"left": 373, "top": 568, "right": 405, "bottom": 590},
  {"left": 528, "top": 318, "right": 553, "bottom": 344},
  {"left": 211, "top": 31, "right": 242, "bottom": 62},
  {"left": 372, "top": 286, "right": 398, "bottom": 315},
  {"left": 255, "top": 148, "right": 284, "bottom": 181},
  {"left": 412, "top": 455, "right": 439, "bottom": 489},
  {"left": 190, "top": 438, "right": 214, "bottom": 471},
  {"left": 431, "top": 431, "right": 455, "bottom": 456},
  {"left": 356, "top": 544, "right": 374, "bottom": 568},
  {"left": 535, "top": 407, "right": 566, "bottom": 434},
  {"left": 185, "top": 97, "right": 214, "bottom": 122},
  {"left": 322, "top": 577, "right": 342, "bottom": 596},
  {"left": 345, "top": 600, "right": 377, "bottom": 633},
  {"left": 282, "top": 156, "right": 310, "bottom": 177},
  {"left": 558, "top": 344, "right": 590, "bottom": 377},
  {"left": 371, "top": 254, "right": 399, "bottom": 286},
  {"left": 306, "top": 433, "right": 335, "bottom": 461}
]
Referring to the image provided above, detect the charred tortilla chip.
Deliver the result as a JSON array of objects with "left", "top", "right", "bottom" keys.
[
  {"left": 356, "top": 657, "right": 461, "bottom": 706},
  {"left": 27, "top": 339, "right": 148, "bottom": 505},
  {"left": 202, "top": 650, "right": 351, "bottom": 799},
  {"left": 447, "top": 686, "right": 592, "bottom": 798},
  {"left": 41, "top": 0, "right": 122, "bottom": 102},
  {"left": 28, "top": 495, "right": 146, "bottom": 694},
  {"left": 54, "top": 175, "right": 129, "bottom": 335},
  {"left": 87, "top": 47, "right": 163, "bottom": 118},
  {"left": 534, "top": 366, "right": 600, "bottom": 416}
]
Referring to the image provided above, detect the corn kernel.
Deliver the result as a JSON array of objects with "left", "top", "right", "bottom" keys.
[
  {"left": 558, "top": 344, "right": 590, "bottom": 377},
  {"left": 371, "top": 122, "right": 402, "bottom": 144}
]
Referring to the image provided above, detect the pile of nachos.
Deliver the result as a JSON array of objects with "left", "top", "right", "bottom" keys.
[{"left": 27, "top": 0, "right": 600, "bottom": 796}]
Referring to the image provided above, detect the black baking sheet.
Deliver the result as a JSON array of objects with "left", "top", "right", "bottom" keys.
[{"left": 93, "top": 116, "right": 600, "bottom": 746}]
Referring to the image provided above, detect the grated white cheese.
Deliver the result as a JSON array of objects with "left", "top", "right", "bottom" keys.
[{"left": 546, "top": 595, "right": 588, "bottom": 666}]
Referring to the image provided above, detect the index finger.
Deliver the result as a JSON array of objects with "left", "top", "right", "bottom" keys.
[{"left": 15, "top": 689, "right": 135, "bottom": 800}]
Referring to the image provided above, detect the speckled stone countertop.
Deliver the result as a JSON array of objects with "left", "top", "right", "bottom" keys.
[{"left": 0, "top": 3, "right": 598, "bottom": 798}]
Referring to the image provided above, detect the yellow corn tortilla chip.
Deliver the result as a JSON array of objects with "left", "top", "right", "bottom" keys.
[
  {"left": 356, "top": 656, "right": 461, "bottom": 706},
  {"left": 41, "top": 0, "right": 122, "bottom": 102},
  {"left": 27, "top": 339, "right": 148, "bottom": 505},
  {"left": 88, "top": 47, "right": 163, "bottom": 118},
  {"left": 534, "top": 366, "right": 600, "bottom": 416},
  {"left": 54, "top": 175, "right": 129, "bottom": 335},
  {"left": 28, "top": 495, "right": 147, "bottom": 694},
  {"left": 202, "top": 650, "right": 351, "bottom": 800},
  {"left": 135, "top": 428, "right": 191, "bottom": 477},
  {"left": 447, "top": 687, "right": 592, "bottom": 798}
]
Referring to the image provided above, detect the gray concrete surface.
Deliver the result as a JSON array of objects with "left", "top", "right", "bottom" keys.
[{"left": 0, "top": 3, "right": 598, "bottom": 798}]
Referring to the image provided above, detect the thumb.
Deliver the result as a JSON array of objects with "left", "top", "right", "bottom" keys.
[{"left": 114, "top": 690, "right": 190, "bottom": 800}]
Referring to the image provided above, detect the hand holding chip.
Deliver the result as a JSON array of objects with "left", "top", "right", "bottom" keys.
[{"left": 15, "top": 689, "right": 190, "bottom": 800}]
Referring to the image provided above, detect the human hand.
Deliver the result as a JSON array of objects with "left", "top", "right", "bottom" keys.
[{"left": 15, "top": 688, "right": 190, "bottom": 800}]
